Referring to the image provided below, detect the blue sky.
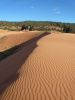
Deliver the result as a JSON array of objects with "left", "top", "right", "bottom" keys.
[{"left": 0, "top": 0, "right": 75, "bottom": 23}]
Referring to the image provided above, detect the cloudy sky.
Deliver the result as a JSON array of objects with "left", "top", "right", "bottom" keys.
[{"left": 0, "top": 0, "right": 75, "bottom": 22}]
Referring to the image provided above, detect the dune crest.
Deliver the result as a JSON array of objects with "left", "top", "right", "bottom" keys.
[{"left": 0, "top": 32, "right": 75, "bottom": 100}]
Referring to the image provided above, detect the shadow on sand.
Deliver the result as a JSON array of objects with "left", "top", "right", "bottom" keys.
[{"left": 0, "top": 32, "right": 50, "bottom": 95}]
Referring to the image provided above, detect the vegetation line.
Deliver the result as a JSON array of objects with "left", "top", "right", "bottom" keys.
[{"left": 0, "top": 21, "right": 75, "bottom": 33}]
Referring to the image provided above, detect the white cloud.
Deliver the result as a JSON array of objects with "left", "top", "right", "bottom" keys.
[
  {"left": 53, "top": 8, "right": 61, "bottom": 14},
  {"left": 55, "top": 11, "right": 61, "bottom": 14}
]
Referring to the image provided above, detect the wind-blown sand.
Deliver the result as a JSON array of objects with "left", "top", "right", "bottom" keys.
[
  {"left": 0, "top": 32, "right": 75, "bottom": 100},
  {"left": 0, "top": 30, "right": 40, "bottom": 51}
]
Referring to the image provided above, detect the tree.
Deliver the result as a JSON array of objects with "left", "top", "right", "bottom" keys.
[
  {"left": 21, "top": 25, "right": 26, "bottom": 31},
  {"left": 63, "top": 25, "right": 71, "bottom": 33}
]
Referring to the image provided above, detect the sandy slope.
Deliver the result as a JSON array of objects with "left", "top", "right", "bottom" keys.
[
  {"left": 0, "top": 32, "right": 75, "bottom": 100},
  {"left": 0, "top": 30, "right": 40, "bottom": 51}
]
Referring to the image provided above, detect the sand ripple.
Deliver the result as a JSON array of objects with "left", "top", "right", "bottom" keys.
[{"left": 0, "top": 33, "right": 75, "bottom": 100}]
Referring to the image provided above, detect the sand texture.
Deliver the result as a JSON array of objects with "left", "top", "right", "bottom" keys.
[
  {"left": 0, "top": 30, "right": 40, "bottom": 51},
  {"left": 0, "top": 32, "right": 75, "bottom": 100}
]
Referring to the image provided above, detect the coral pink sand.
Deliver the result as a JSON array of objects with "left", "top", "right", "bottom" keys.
[{"left": 0, "top": 32, "right": 75, "bottom": 100}]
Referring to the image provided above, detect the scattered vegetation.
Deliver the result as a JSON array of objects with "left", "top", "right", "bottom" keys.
[
  {"left": 21, "top": 25, "right": 32, "bottom": 31},
  {"left": 62, "top": 24, "right": 71, "bottom": 33},
  {"left": 0, "top": 21, "right": 75, "bottom": 33}
]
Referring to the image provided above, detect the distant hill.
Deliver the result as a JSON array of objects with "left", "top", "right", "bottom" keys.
[{"left": 0, "top": 21, "right": 75, "bottom": 33}]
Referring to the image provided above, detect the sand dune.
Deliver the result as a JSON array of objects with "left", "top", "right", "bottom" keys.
[
  {"left": 0, "top": 31, "right": 40, "bottom": 52},
  {"left": 0, "top": 30, "right": 41, "bottom": 51},
  {"left": 0, "top": 32, "right": 75, "bottom": 100}
]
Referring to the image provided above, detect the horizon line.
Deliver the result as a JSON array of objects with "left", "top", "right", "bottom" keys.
[{"left": 0, "top": 20, "right": 75, "bottom": 24}]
